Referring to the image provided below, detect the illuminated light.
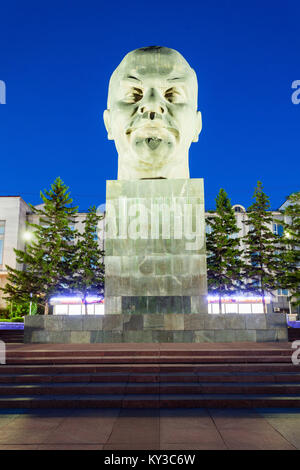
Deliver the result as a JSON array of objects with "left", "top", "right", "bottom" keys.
[
  {"left": 207, "top": 294, "right": 271, "bottom": 304},
  {"left": 23, "top": 231, "right": 33, "bottom": 241},
  {"left": 50, "top": 296, "right": 104, "bottom": 305}
]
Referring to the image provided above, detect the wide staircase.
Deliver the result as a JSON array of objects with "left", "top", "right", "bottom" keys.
[
  {"left": 0, "top": 345, "right": 300, "bottom": 409},
  {"left": 0, "top": 330, "right": 24, "bottom": 344}
]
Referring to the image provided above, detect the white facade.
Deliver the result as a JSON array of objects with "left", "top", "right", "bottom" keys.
[{"left": 0, "top": 197, "right": 31, "bottom": 309}]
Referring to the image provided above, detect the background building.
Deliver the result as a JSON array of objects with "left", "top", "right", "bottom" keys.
[{"left": 206, "top": 202, "right": 296, "bottom": 315}]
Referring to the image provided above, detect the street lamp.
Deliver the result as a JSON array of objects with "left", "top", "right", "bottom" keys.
[{"left": 23, "top": 231, "right": 33, "bottom": 241}]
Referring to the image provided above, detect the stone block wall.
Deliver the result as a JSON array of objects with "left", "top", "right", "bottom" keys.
[{"left": 24, "top": 313, "right": 288, "bottom": 343}]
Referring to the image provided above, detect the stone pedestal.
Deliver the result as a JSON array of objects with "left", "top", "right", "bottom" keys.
[
  {"left": 104, "top": 178, "right": 208, "bottom": 323},
  {"left": 24, "top": 313, "right": 288, "bottom": 343}
]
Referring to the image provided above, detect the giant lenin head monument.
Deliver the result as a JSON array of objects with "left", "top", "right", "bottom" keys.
[{"left": 103, "top": 46, "right": 208, "bottom": 342}]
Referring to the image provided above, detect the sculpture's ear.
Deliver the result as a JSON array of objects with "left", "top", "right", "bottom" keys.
[
  {"left": 192, "top": 111, "right": 202, "bottom": 143},
  {"left": 103, "top": 109, "right": 113, "bottom": 140}
]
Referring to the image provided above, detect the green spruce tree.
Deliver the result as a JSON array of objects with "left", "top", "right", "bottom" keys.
[
  {"left": 207, "top": 188, "right": 245, "bottom": 314},
  {"left": 2, "top": 177, "right": 78, "bottom": 314},
  {"left": 71, "top": 206, "right": 105, "bottom": 315},
  {"left": 243, "top": 181, "right": 283, "bottom": 314},
  {"left": 278, "top": 191, "right": 300, "bottom": 309}
]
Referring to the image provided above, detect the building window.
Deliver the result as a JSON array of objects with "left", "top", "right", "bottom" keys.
[
  {"left": 273, "top": 223, "right": 284, "bottom": 236},
  {"left": 278, "top": 289, "right": 288, "bottom": 296},
  {"left": 233, "top": 205, "right": 245, "bottom": 213},
  {"left": 0, "top": 221, "right": 5, "bottom": 265}
]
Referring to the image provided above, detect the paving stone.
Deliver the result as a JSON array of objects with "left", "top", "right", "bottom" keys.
[
  {"left": 257, "top": 410, "right": 300, "bottom": 450},
  {"left": 209, "top": 409, "right": 296, "bottom": 450},
  {"left": 160, "top": 408, "right": 226, "bottom": 448},
  {"left": 106, "top": 409, "right": 159, "bottom": 447}
]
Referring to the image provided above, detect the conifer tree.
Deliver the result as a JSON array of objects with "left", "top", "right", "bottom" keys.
[
  {"left": 206, "top": 188, "right": 245, "bottom": 313},
  {"left": 71, "top": 206, "right": 105, "bottom": 314},
  {"left": 278, "top": 191, "right": 300, "bottom": 308},
  {"left": 243, "top": 181, "right": 283, "bottom": 314},
  {"left": 2, "top": 177, "right": 78, "bottom": 314}
]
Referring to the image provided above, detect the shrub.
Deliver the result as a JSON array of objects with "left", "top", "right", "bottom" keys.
[{"left": 10, "top": 316, "right": 24, "bottom": 323}]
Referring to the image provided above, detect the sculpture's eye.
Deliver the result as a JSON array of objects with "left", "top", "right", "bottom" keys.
[
  {"left": 126, "top": 87, "right": 143, "bottom": 103},
  {"left": 164, "top": 87, "right": 180, "bottom": 103}
]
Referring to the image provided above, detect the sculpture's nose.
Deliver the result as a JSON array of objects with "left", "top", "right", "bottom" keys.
[{"left": 139, "top": 88, "right": 166, "bottom": 120}]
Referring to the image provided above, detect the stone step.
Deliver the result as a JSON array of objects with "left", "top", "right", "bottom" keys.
[
  {"left": 0, "top": 382, "right": 300, "bottom": 395},
  {"left": 0, "top": 393, "right": 300, "bottom": 409},
  {"left": 0, "top": 331, "right": 24, "bottom": 340},
  {"left": 4, "top": 355, "right": 293, "bottom": 365},
  {"left": 1, "top": 363, "right": 300, "bottom": 374},
  {"left": 5, "top": 348, "right": 293, "bottom": 358},
  {"left": 1, "top": 371, "right": 300, "bottom": 384}
]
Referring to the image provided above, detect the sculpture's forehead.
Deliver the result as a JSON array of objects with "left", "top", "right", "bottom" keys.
[
  {"left": 118, "top": 49, "right": 191, "bottom": 78},
  {"left": 107, "top": 48, "right": 198, "bottom": 107}
]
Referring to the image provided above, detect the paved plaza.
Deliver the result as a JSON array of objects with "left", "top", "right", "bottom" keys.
[{"left": 0, "top": 407, "right": 300, "bottom": 450}]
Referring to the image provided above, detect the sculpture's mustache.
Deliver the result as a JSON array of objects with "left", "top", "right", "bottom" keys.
[{"left": 125, "top": 120, "right": 179, "bottom": 140}]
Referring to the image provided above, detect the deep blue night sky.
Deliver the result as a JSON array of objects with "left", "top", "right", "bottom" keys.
[{"left": 0, "top": 0, "right": 299, "bottom": 211}]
